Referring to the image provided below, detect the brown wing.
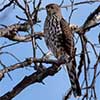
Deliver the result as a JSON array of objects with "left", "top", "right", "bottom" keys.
[
  {"left": 60, "top": 18, "right": 81, "bottom": 97},
  {"left": 60, "top": 18, "right": 75, "bottom": 57}
]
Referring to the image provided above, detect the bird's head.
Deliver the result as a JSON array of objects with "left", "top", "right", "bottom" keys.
[{"left": 46, "top": 3, "right": 62, "bottom": 17}]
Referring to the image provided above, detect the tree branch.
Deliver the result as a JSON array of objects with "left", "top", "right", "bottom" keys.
[
  {"left": 0, "top": 59, "right": 64, "bottom": 100},
  {"left": 0, "top": 0, "right": 14, "bottom": 12},
  {"left": 0, "top": 57, "right": 65, "bottom": 80}
]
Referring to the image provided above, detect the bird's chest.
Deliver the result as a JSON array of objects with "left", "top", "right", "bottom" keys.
[{"left": 44, "top": 17, "right": 64, "bottom": 57}]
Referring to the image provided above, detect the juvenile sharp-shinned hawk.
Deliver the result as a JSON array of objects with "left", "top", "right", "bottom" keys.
[{"left": 44, "top": 3, "right": 81, "bottom": 97}]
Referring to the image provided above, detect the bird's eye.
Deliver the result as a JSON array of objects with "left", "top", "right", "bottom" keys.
[{"left": 51, "top": 6, "right": 54, "bottom": 9}]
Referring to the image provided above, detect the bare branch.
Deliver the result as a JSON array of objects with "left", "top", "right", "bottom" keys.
[
  {"left": 0, "top": 0, "right": 14, "bottom": 12},
  {"left": 0, "top": 55, "right": 66, "bottom": 100},
  {"left": 83, "top": 5, "right": 100, "bottom": 30},
  {"left": 0, "top": 63, "right": 61, "bottom": 100},
  {"left": 62, "top": 0, "right": 100, "bottom": 8},
  {"left": 0, "top": 57, "right": 65, "bottom": 80}
]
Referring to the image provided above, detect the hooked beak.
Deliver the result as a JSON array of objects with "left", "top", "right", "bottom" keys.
[{"left": 46, "top": 8, "right": 51, "bottom": 13}]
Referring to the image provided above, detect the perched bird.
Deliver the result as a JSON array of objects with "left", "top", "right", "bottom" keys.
[{"left": 44, "top": 3, "right": 81, "bottom": 97}]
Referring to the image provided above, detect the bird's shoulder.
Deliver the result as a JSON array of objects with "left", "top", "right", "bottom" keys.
[{"left": 60, "top": 18, "right": 73, "bottom": 38}]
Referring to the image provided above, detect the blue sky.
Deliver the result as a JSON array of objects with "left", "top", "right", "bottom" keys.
[{"left": 0, "top": 0, "right": 100, "bottom": 100}]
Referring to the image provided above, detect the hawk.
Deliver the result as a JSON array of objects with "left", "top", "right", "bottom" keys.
[{"left": 44, "top": 3, "right": 81, "bottom": 97}]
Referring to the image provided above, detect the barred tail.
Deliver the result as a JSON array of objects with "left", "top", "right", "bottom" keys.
[{"left": 65, "top": 59, "right": 81, "bottom": 97}]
